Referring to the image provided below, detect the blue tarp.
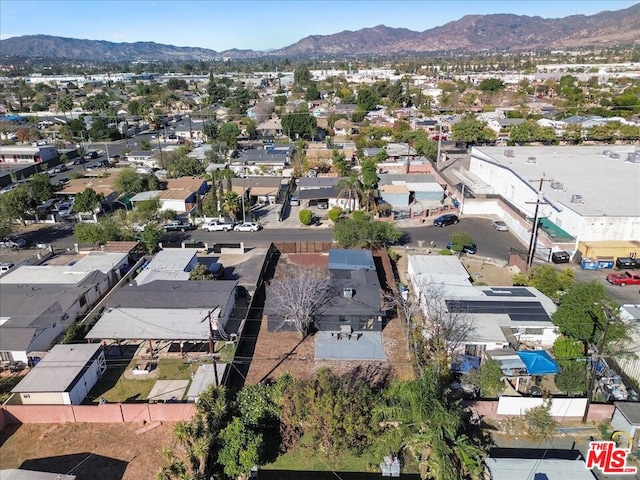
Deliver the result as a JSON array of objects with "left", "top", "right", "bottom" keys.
[
  {"left": 452, "top": 355, "right": 481, "bottom": 373},
  {"left": 517, "top": 350, "right": 559, "bottom": 375}
]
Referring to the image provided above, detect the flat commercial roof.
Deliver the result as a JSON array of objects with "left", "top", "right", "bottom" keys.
[
  {"left": 12, "top": 343, "right": 102, "bottom": 393},
  {"left": 472, "top": 145, "right": 640, "bottom": 217}
]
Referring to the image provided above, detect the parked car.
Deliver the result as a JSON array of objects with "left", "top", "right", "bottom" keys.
[
  {"left": 290, "top": 196, "right": 300, "bottom": 206},
  {"left": 58, "top": 177, "right": 69, "bottom": 186},
  {"left": 433, "top": 214, "right": 459, "bottom": 227},
  {"left": 606, "top": 271, "right": 640, "bottom": 287},
  {"left": 616, "top": 257, "right": 638, "bottom": 269},
  {"left": 50, "top": 164, "right": 69, "bottom": 174},
  {"left": 163, "top": 220, "right": 196, "bottom": 232},
  {"left": 0, "top": 261, "right": 15, "bottom": 275},
  {"left": 56, "top": 201, "right": 73, "bottom": 216},
  {"left": 0, "top": 236, "right": 27, "bottom": 249},
  {"left": 490, "top": 220, "right": 509, "bottom": 232},
  {"left": 317, "top": 200, "right": 329, "bottom": 209},
  {"left": 446, "top": 242, "right": 477, "bottom": 254},
  {"left": 201, "top": 221, "right": 234, "bottom": 232},
  {"left": 234, "top": 222, "right": 261, "bottom": 232}
]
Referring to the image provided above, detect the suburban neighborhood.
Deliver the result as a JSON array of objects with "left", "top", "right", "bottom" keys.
[{"left": 1, "top": 3, "right": 640, "bottom": 479}]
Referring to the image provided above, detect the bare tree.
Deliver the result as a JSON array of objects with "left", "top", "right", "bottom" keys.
[
  {"left": 413, "top": 282, "right": 476, "bottom": 377},
  {"left": 268, "top": 267, "right": 334, "bottom": 337}
]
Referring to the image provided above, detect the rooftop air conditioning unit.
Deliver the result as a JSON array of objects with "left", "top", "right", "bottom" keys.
[
  {"left": 570, "top": 194, "right": 584, "bottom": 204},
  {"left": 609, "top": 153, "right": 620, "bottom": 159},
  {"left": 550, "top": 181, "right": 564, "bottom": 190},
  {"left": 504, "top": 149, "right": 515, "bottom": 158},
  {"left": 627, "top": 153, "right": 640, "bottom": 164},
  {"left": 526, "top": 156, "right": 537, "bottom": 164},
  {"left": 603, "top": 150, "right": 612, "bottom": 156},
  {"left": 343, "top": 288, "right": 354, "bottom": 298}
]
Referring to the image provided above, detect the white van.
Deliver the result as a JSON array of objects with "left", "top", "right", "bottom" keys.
[{"left": 0, "top": 261, "right": 15, "bottom": 275}]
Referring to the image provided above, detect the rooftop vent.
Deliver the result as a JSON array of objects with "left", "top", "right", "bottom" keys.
[
  {"left": 526, "top": 156, "right": 537, "bottom": 164},
  {"left": 570, "top": 194, "right": 584, "bottom": 204},
  {"left": 504, "top": 149, "right": 515, "bottom": 158},
  {"left": 609, "top": 152, "right": 620, "bottom": 159},
  {"left": 603, "top": 149, "right": 612, "bottom": 156},
  {"left": 343, "top": 288, "right": 354, "bottom": 298},
  {"left": 550, "top": 181, "right": 564, "bottom": 190}
]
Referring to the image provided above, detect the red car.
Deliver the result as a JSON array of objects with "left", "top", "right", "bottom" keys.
[{"left": 606, "top": 271, "right": 640, "bottom": 287}]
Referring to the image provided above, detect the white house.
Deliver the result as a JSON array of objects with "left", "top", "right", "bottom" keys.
[
  {"left": 407, "top": 255, "right": 559, "bottom": 355},
  {"left": 0, "top": 252, "right": 129, "bottom": 364},
  {"left": 10, "top": 343, "right": 106, "bottom": 405}
]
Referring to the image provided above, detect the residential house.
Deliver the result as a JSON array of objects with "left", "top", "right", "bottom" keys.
[
  {"left": 125, "top": 150, "right": 157, "bottom": 167},
  {"left": 256, "top": 118, "right": 283, "bottom": 137},
  {"left": 264, "top": 249, "right": 386, "bottom": 361},
  {"left": 10, "top": 343, "right": 106, "bottom": 405},
  {"left": 230, "top": 147, "right": 291, "bottom": 176},
  {"left": 378, "top": 174, "right": 444, "bottom": 209},
  {"left": 486, "top": 449, "right": 597, "bottom": 480},
  {"left": 231, "top": 176, "right": 287, "bottom": 205},
  {"left": 407, "top": 255, "right": 559, "bottom": 355},
  {"left": 57, "top": 172, "right": 120, "bottom": 208},
  {"left": 333, "top": 118, "right": 356, "bottom": 136},
  {"left": 85, "top": 279, "right": 238, "bottom": 353},
  {"left": 295, "top": 176, "right": 357, "bottom": 210},
  {"left": 0, "top": 145, "right": 59, "bottom": 164},
  {"left": 134, "top": 249, "right": 199, "bottom": 285},
  {"left": 0, "top": 251, "right": 129, "bottom": 364}
]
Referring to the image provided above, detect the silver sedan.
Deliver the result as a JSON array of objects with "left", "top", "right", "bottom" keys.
[{"left": 490, "top": 220, "right": 509, "bottom": 232}]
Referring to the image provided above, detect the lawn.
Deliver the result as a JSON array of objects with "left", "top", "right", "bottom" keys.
[
  {"left": 260, "top": 434, "right": 420, "bottom": 479},
  {"left": 86, "top": 358, "right": 195, "bottom": 403},
  {"left": 0, "top": 375, "right": 23, "bottom": 403}
]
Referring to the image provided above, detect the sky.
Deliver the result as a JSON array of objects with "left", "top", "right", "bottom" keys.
[{"left": 1, "top": 0, "right": 638, "bottom": 52}]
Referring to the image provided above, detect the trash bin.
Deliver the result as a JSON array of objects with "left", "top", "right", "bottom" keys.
[{"left": 551, "top": 251, "right": 570, "bottom": 264}]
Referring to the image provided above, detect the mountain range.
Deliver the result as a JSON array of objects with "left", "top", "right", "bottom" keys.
[{"left": 1, "top": 3, "right": 639, "bottom": 61}]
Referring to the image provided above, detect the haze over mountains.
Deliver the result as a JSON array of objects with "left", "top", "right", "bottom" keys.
[{"left": 1, "top": 3, "right": 639, "bottom": 61}]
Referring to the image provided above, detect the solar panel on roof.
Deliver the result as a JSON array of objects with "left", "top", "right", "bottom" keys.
[
  {"left": 485, "top": 287, "right": 535, "bottom": 297},
  {"left": 446, "top": 300, "right": 550, "bottom": 322}
]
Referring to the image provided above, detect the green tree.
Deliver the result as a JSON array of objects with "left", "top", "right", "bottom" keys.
[
  {"left": 331, "top": 150, "right": 350, "bottom": 176},
  {"left": 357, "top": 86, "right": 381, "bottom": 112},
  {"left": 452, "top": 115, "right": 495, "bottom": 146},
  {"left": 281, "top": 111, "right": 317, "bottom": 140},
  {"left": 189, "top": 263, "right": 214, "bottom": 281},
  {"left": 523, "top": 400, "right": 558, "bottom": 441},
  {"left": 28, "top": 172, "right": 54, "bottom": 203},
  {"left": 298, "top": 209, "right": 313, "bottom": 225},
  {"left": 477, "top": 78, "right": 505, "bottom": 92},
  {"left": 139, "top": 224, "right": 162, "bottom": 253},
  {"left": 512, "top": 264, "right": 574, "bottom": 300},
  {"left": 202, "top": 189, "right": 219, "bottom": 217},
  {"left": 0, "top": 185, "right": 34, "bottom": 225},
  {"left": 115, "top": 168, "right": 143, "bottom": 194},
  {"left": 217, "top": 122, "right": 240, "bottom": 149},
  {"left": 552, "top": 335, "right": 584, "bottom": 361},
  {"left": 74, "top": 216, "right": 122, "bottom": 246},
  {"left": 555, "top": 361, "right": 589, "bottom": 395},
  {"left": 218, "top": 417, "right": 262, "bottom": 479},
  {"left": 305, "top": 82, "right": 320, "bottom": 101},
  {"left": 293, "top": 65, "right": 311, "bottom": 86},
  {"left": 448, "top": 231, "right": 475, "bottom": 253},
  {"left": 552, "top": 281, "right": 626, "bottom": 351},
  {"left": 470, "top": 359, "right": 504, "bottom": 398},
  {"left": 376, "top": 368, "right": 485, "bottom": 480},
  {"left": 73, "top": 188, "right": 102, "bottom": 213},
  {"left": 133, "top": 197, "right": 161, "bottom": 223},
  {"left": 336, "top": 174, "right": 364, "bottom": 210},
  {"left": 333, "top": 217, "right": 402, "bottom": 249},
  {"left": 169, "top": 156, "right": 205, "bottom": 177},
  {"left": 328, "top": 207, "right": 342, "bottom": 222}
]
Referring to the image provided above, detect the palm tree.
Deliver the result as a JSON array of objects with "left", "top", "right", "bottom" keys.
[
  {"left": 336, "top": 174, "right": 364, "bottom": 212},
  {"left": 375, "top": 368, "right": 485, "bottom": 480},
  {"left": 221, "top": 191, "right": 241, "bottom": 222}
]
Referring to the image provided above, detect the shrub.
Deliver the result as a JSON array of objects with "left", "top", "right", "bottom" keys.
[
  {"left": 439, "top": 249, "right": 453, "bottom": 255},
  {"left": 299, "top": 209, "right": 313, "bottom": 225},
  {"left": 328, "top": 207, "right": 342, "bottom": 222},
  {"left": 352, "top": 210, "right": 369, "bottom": 221}
]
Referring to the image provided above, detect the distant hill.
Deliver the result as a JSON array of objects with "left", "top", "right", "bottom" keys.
[{"left": 1, "top": 4, "right": 639, "bottom": 61}]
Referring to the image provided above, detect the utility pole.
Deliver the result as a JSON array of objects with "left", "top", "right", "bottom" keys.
[
  {"left": 582, "top": 304, "right": 615, "bottom": 423},
  {"left": 525, "top": 176, "right": 552, "bottom": 268}
]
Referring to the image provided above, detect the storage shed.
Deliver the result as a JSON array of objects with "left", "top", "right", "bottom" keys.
[
  {"left": 611, "top": 402, "right": 640, "bottom": 447},
  {"left": 11, "top": 343, "right": 106, "bottom": 405}
]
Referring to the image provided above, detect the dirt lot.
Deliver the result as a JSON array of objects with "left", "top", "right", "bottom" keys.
[{"left": 0, "top": 422, "right": 177, "bottom": 480}]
